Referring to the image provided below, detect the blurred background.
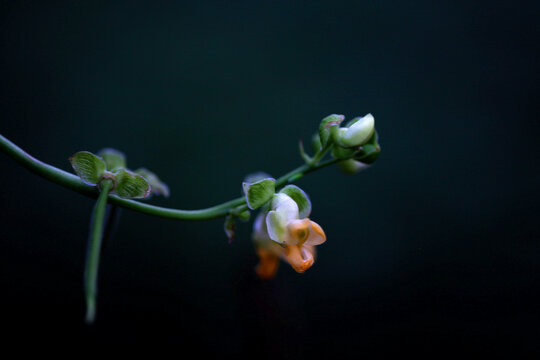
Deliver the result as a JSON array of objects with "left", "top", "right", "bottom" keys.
[{"left": 1, "top": 0, "right": 538, "bottom": 356}]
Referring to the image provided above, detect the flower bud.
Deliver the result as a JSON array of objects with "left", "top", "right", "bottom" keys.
[
  {"left": 338, "top": 159, "right": 370, "bottom": 174},
  {"left": 319, "top": 114, "right": 344, "bottom": 147},
  {"left": 332, "top": 113, "right": 375, "bottom": 148}
]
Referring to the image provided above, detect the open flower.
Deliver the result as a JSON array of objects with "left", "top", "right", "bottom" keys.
[{"left": 252, "top": 188, "right": 326, "bottom": 278}]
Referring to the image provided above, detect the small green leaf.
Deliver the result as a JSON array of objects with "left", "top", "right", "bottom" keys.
[
  {"left": 224, "top": 215, "right": 236, "bottom": 244},
  {"left": 69, "top": 151, "right": 106, "bottom": 185},
  {"left": 319, "top": 114, "right": 344, "bottom": 147},
  {"left": 97, "top": 148, "right": 126, "bottom": 172},
  {"left": 242, "top": 178, "right": 276, "bottom": 210},
  {"left": 114, "top": 170, "right": 151, "bottom": 199},
  {"left": 279, "top": 185, "right": 311, "bottom": 218},
  {"left": 135, "top": 168, "right": 170, "bottom": 198}
]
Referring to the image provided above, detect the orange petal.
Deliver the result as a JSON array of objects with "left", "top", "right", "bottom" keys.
[
  {"left": 282, "top": 245, "right": 314, "bottom": 273},
  {"left": 255, "top": 248, "right": 280, "bottom": 279},
  {"left": 287, "top": 218, "right": 310, "bottom": 244},
  {"left": 304, "top": 220, "right": 326, "bottom": 246}
]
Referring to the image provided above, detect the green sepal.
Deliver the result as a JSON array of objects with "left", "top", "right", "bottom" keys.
[
  {"left": 279, "top": 185, "right": 312, "bottom": 218},
  {"left": 354, "top": 131, "right": 381, "bottom": 164},
  {"left": 135, "top": 168, "right": 170, "bottom": 198},
  {"left": 319, "top": 114, "right": 344, "bottom": 147},
  {"left": 224, "top": 214, "right": 236, "bottom": 244},
  {"left": 331, "top": 144, "right": 356, "bottom": 159},
  {"left": 234, "top": 208, "right": 251, "bottom": 222},
  {"left": 242, "top": 178, "right": 276, "bottom": 210},
  {"left": 113, "top": 169, "right": 151, "bottom": 199},
  {"left": 97, "top": 148, "right": 126, "bottom": 172},
  {"left": 69, "top": 151, "right": 106, "bottom": 185},
  {"left": 338, "top": 159, "right": 369, "bottom": 174}
]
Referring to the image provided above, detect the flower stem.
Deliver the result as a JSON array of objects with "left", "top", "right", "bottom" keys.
[
  {"left": 84, "top": 179, "right": 113, "bottom": 324},
  {"left": 0, "top": 134, "right": 341, "bottom": 221}
]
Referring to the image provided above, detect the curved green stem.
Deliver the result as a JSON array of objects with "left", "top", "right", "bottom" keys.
[
  {"left": 85, "top": 179, "right": 113, "bottom": 324},
  {"left": 0, "top": 134, "right": 339, "bottom": 220}
]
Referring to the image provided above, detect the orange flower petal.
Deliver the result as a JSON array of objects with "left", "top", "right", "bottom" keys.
[
  {"left": 283, "top": 245, "right": 314, "bottom": 273},
  {"left": 305, "top": 220, "right": 326, "bottom": 246},
  {"left": 255, "top": 248, "right": 280, "bottom": 279},
  {"left": 287, "top": 218, "right": 310, "bottom": 244}
]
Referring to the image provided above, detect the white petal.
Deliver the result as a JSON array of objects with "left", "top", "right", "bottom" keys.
[
  {"left": 252, "top": 212, "right": 271, "bottom": 244},
  {"left": 304, "top": 220, "right": 326, "bottom": 246},
  {"left": 271, "top": 193, "right": 299, "bottom": 221},
  {"left": 266, "top": 210, "right": 287, "bottom": 243},
  {"left": 342, "top": 113, "right": 374, "bottom": 147}
]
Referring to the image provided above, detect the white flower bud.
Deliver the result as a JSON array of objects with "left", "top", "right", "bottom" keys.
[{"left": 334, "top": 113, "right": 375, "bottom": 148}]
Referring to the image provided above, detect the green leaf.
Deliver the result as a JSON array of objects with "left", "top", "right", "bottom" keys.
[
  {"left": 319, "top": 114, "right": 344, "bottom": 147},
  {"left": 242, "top": 178, "right": 276, "bottom": 210},
  {"left": 279, "top": 185, "right": 311, "bottom": 218},
  {"left": 114, "top": 169, "right": 151, "bottom": 199},
  {"left": 97, "top": 148, "right": 126, "bottom": 172},
  {"left": 135, "top": 168, "right": 170, "bottom": 198},
  {"left": 224, "top": 215, "right": 236, "bottom": 244},
  {"left": 69, "top": 151, "right": 106, "bottom": 185}
]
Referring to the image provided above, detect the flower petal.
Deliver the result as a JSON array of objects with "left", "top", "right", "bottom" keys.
[
  {"left": 255, "top": 248, "right": 280, "bottom": 279},
  {"left": 279, "top": 185, "right": 311, "bottom": 219},
  {"left": 266, "top": 210, "right": 288, "bottom": 244},
  {"left": 282, "top": 245, "right": 314, "bottom": 273},
  {"left": 304, "top": 220, "right": 326, "bottom": 246},
  {"left": 341, "top": 113, "right": 375, "bottom": 147},
  {"left": 271, "top": 193, "right": 299, "bottom": 221},
  {"left": 287, "top": 218, "right": 310, "bottom": 244}
]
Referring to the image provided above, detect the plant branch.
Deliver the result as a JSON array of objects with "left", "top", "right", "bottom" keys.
[
  {"left": 84, "top": 180, "right": 112, "bottom": 324},
  {"left": 0, "top": 134, "right": 340, "bottom": 221}
]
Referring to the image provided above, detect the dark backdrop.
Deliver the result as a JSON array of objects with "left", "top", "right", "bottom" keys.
[{"left": 1, "top": 1, "right": 538, "bottom": 356}]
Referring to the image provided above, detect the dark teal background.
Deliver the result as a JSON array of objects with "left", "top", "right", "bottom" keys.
[{"left": 1, "top": 1, "right": 538, "bottom": 356}]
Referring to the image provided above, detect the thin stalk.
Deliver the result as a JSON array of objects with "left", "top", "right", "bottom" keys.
[
  {"left": 0, "top": 134, "right": 341, "bottom": 221},
  {"left": 84, "top": 180, "right": 113, "bottom": 324}
]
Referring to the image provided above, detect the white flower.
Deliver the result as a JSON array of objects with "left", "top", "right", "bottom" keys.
[{"left": 252, "top": 192, "right": 326, "bottom": 278}]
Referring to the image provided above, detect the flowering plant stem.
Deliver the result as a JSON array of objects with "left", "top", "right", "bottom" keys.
[
  {"left": 84, "top": 179, "right": 112, "bottom": 324},
  {"left": 0, "top": 134, "right": 340, "bottom": 221}
]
